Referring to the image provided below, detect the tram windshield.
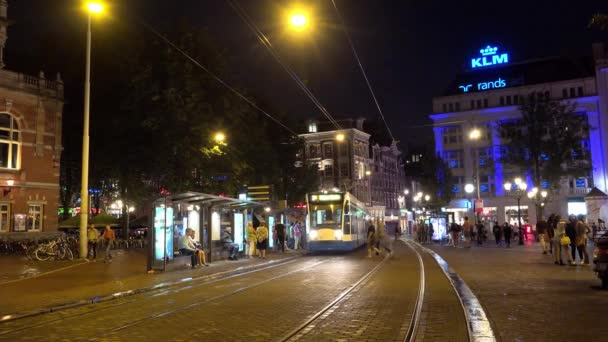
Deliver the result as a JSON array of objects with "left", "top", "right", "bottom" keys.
[{"left": 311, "top": 204, "right": 342, "bottom": 227}]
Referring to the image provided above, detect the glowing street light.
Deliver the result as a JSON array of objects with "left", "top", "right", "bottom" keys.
[
  {"left": 289, "top": 12, "right": 307, "bottom": 29},
  {"left": 335, "top": 133, "right": 345, "bottom": 142},
  {"left": 424, "top": 194, "right": 430, "bottom": 201},
  {"left": 214, "top": 132, "right": 226, "bottom": 143},
  {"left": 464, "top": 183, "right": 475, "bottom": 194},
  {"left": 469, "top": 128, "right": 481, "bottom": 140}
]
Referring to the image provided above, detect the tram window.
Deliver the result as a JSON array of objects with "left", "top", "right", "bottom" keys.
[{"left": 313, "top": 205, "right": 342, "bottom": 226}]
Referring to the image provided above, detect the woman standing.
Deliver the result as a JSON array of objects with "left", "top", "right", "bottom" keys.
[
  {"left": 246, "top": 222, "right": 257, "bottom": 258},
  {"left": 553, "top": 216, "right": 574, "bottom": 265},
  {"left": 257, "top": 223, "right": 269, "bottom": 259}
]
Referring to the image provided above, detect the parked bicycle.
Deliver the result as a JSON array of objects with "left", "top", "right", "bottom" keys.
[{"left": 34, "top": 237, "right": 74, "bottom": 261}]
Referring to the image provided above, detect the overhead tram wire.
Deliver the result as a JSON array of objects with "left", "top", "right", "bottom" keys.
[
  {"left": 226, "top": 0, "right": 342, "bottom": 130},
  {"left": 330, "top": 0, "right": 395, "bottom": 141},
  {"left": 138, "top": 20, "right": 298, "bottom": 137}
]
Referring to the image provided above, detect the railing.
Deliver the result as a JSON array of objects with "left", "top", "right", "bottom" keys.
[
  {"left": 0, "top": 69, "right": 64, "bottom": 98},
  {"left": 569, "top": 187, "right": 590, "bottom": 195}
]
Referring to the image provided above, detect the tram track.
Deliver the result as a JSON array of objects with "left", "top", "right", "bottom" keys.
[{"left": 0, "top": 256, "right": 305, "bottom": 337}]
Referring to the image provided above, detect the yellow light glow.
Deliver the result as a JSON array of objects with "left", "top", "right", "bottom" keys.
[
  {"left": 290, "top": 13, "right": 307, "bottom": 28},
  {"left": 336, "top": 133, "right": 345, "bottom": 142},
  {"left": 86, "top": 2, "right": 103, "bottom": 14},
  {"left": 469, "top": 128, "right": 481, "bottom": 140},
  {"left": 214, "top": 132, "right": 225, "bottom": 142}
]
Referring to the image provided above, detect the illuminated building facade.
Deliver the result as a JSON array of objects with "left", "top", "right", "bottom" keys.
[
  {"left": 0, "top": 1, "right": 64, "bottom": 234},
  {"left": 430, "top": 43, "right": 608, "bottom": 225}
]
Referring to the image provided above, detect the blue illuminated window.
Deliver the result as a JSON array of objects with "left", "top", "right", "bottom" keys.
[
  {"left": 448, "top": 160, "right": 458, "bottom": 168},
  {"left": 576, "top": 178, "right": 586, "bottom": 188},
  {"left": 452, "top": 185, "right": 460, "bottom": 193},
  {"left": 540, "top": 153, "right": 549, "bottom": 161},
  {"left": 480, "top": 184, "right": 489, "bottom": 193},
  {"left": 542, "top": 181, "right": 550, "bottom": 189}
]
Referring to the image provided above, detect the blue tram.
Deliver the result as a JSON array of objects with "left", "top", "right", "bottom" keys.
[{"left": 306, "top": 191, "right": 370, "bottom": 252}]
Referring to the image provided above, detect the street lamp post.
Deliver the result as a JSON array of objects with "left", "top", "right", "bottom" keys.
[
  {"left": 79, "top": 2, "right": 103, "bottom": 259},
  {"left": 465, "top": 183, "right": 475, "bottom": 218},
  {"left": 504, "top": 177, "right": 528, "bottom": 245},
  {"left": 469, "top": 128, "right": 481, "bottom": 223},
  {"left": 365, "top": 170, "right": 372, "bottom": 207}
]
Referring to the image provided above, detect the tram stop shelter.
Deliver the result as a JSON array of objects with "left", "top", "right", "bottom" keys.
[{"left": 148, "top": 191, "right": 263, "bottom": 272}]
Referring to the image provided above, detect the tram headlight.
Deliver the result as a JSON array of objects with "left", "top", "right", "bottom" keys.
[
  {"left": 309, "top": 230, "right": 318, "bottom": 240},
  {"left": 334, "top": 230, "right": 342, "bottom": 240}
]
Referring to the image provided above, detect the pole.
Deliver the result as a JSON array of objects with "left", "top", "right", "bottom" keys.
[
  {"left": 79, "top": 14, "right": 92, "bottom": 259},
  {"left": 368, "top": 174, "right": 372, "bottom": 207},
  {"left": 517, "top": 196, "right": 524, "bottom": 245},
  {"left": 475, "top": 148, "right": 481, "bottom": 224}
]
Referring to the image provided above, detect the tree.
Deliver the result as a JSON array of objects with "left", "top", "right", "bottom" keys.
[
  {"left": 405, "top": 143, "right": 455, "bottom": 208},
  {"left": 499, "top": 94, "right": 590, "bottom": 216},
  {"left": 589, "top": 13, "right": 608, "bottom": 30}
]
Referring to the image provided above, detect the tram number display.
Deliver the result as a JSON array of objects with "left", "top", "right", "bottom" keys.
[{"left": 310, "top": 194, "right": 342, "bottom": 202}]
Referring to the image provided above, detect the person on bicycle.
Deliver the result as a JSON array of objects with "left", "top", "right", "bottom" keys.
[
  {"left": 102, "top": 225, "right": 115, "bottom": 262},
  {"left": 87, "top": 225, "right": 99, "bottom": 259}
]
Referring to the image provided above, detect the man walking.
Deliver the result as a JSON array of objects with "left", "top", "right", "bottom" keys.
[
  {"left": 275, "top": 222, "right": 286, "bottom": 253},
  {"left": 462, "top": 217, "right": 472, "bottom": 248},
  {"left": 221, "top": 227, "right": 240, "bottom": 260},
  {"left": 503, "top": 222, "right": 512, "bottom": 248},
  {"left": 476, "top": 221, "right": 484, "bottom": 246},
  {"left": 492, "top": 221, "right": 502, "bottom": 246},
  {"left": 102, "top": 225, "right": 115, "bottom": 263},
  {"left": 536, "top": 217, "right": 549, "bottom": 254},
  {"left": 87, "top": 224, "right": 99, "bottom": 260}
]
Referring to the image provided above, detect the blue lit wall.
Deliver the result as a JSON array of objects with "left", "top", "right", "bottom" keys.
[{"left": 490, "top": 122, "right": 504, "bottom": 196}]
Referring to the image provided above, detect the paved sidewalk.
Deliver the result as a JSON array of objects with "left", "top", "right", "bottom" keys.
[
  {"left": 0, "top": 248, "right": 304, "bottom": 317},
  {"left": 426, "top": 240, "right": 608, "bottom": 342}
]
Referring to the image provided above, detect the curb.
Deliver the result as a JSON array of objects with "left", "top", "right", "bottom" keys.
[
  {"left": 0, "top": 255, "right": 301, "bottom": 324},
  {"left": 408, "top": 239, "right": 497, "bottom": 342}
]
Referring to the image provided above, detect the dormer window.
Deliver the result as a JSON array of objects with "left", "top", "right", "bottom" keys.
[{"left": 308, "top": 121, "right": 317, "bottom": 133}]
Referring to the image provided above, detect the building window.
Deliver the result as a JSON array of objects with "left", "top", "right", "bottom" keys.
[
  {"left": 308, "top": 121, "right": 317, "bottom": 133},
  {"left": 27, "top": 204, "right": 43, "bottom": 231},
  {"left": 477, "top": 147, "right": 492, "bottom": 166},
  {"left": 569, "top": 88, "right": 575, "bottom": 98},
  {"left": 483, "top": 99, "right": 488, "bottom": 108},
  {"left": 506, "top": 96, "right": 512, "bottom": 105},
  {"left": 0, "top": 113, "right": 21, "bottom": 170},
  {"left": 479, "top": 175, "right": 495, "bottom": 194},
  {"left": 443, "top": 150, "right": 463, "bottom": 169},
  {"left": 442, "top": 126, "right": 462, "bottom": 145},
  {"left": 452, "top": 176, "right": 464, "bottom": 194},
  {"left": 322, "top": 143, "right": 333, "bottom": 159},
  {"left": 0, "top": 203, "right": 9, "bottom": 232},
  {"left": 443, "top": 103, "right": 447, "bottom": 112},
  {"left": 309, "top": 144, "right": 320, "bottom": 158},
  {"left": 340, "top": 163, "right": 349, "bottom": 177},
  {"left": 499, "top": 96, "right": 504, "bottom": 106},
  {"left": 562, "top": 89, "right": 568, "bottom": 98},
  {"left": 543, "top": 91, "right": 550, "bottom": 100},
  {"left": 470, "top": 100, "right": 475, "bottom": 109},
  {"left": 577, "top": 87, "right": 583, "bottom": 97},
  {"left": 323, "top": 164, "right": 333, "bottom": 178},
  {"left": 455, "top": 103, "right": 460, "bottom": 111},
  {"left": 476, "top": 99, "right": 482, "bottom": 108}
]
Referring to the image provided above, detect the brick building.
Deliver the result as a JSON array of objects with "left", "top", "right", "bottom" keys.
[{"left": 0, "top": 0, "right": 64, "bottom": 233}]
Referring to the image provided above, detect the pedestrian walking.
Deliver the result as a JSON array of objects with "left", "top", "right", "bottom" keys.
[
  {"left": 246, "top": 222, "right": 257, "bottom": 258},
  {"left": 502, "top": 222, "right": 512, "bottom": 248},
  {"left": 547, "top": 214, "right": 556, "bottom": 254},
  {"left": 492, "top": 221, "right": 502, "bottom": 246},
  {"left": 293, "top": 222, "right": 301, "bottom": 250},
  {"left": 221, "top": 227, "right": 240, "bottom": 260},
  {"left": 102, "top": 225, "right": 115, "bottom": 262},
  {"left": 428, "top": 223, "right": 434, "bottom": 244},
  {"left": 367, "top": 222, "right": 380, "bottom": 258},
  {"left": 566, "top": 215, "right": 578, "bottom": 264},
  {"left": 476, "top": 221, "right": 484, "bottom": 246},
  {"left": 275, "top": 222, "right": 286, "bottom": 253},
  {"left": 394, "top": 225, "right": 401, "bottom": 241},
  {"left": 449, "top": 222, "right": 460, "bottom": 247},
  {"left": 575, "top": 215, "right": 590, "bottom": 265},
  {"left": 256, "top": 223, "right": 269, "bottom": 259},
  {"left": 462, "top": 217, "right": 472, "bottom": 248},
  {"left": 536, "top": 217, "right": 550, "bottom": 254},
  {"left": 87, "top": 224, "right": 99, "bottom": 260},
  {"left": 554, "top": 216, "right": 574, "bottom": 266}
]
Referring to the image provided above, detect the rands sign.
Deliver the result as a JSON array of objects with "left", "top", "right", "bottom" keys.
[
  {"left": 458, "top": 77, "right": 506, "bottom": 93},
  {"left": 471, "top": 45, "right": 509, "bottom": 69}
]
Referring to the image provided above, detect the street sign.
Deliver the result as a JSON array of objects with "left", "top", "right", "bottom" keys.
[
  {"left": 474, "top": 199, "right": 484, "bottom": 213},
  {"left": 246, "top": 185, "right": 271, "bottom": 202}
]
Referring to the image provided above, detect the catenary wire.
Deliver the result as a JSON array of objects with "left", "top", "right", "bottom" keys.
[
  {"left": 330, "top": 0, "right": 395, "bottom": 141},
  {"left": 138, "top": 20, "right": 299, "bottom": 137},
  {"left": 226, "top": 0, "right": 342, "bottom": 130}
]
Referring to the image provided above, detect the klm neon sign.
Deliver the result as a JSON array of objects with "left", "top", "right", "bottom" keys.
[
  {"left": 471, "top": 45, "right": 509, "bottom": 69},
  {"left": 459, "top": 78, "right": 506, "bottom": 93}
]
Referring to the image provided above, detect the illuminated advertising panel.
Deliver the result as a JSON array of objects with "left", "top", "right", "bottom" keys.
[
  {"left": 471, "top": 45, "right": 509, "bottom": 69},
  {"left": 234, "top": 212, "right": 244, "bottom": 251},
  {"left": 154, "top": 207, "right": 174, "bottom": 263}
]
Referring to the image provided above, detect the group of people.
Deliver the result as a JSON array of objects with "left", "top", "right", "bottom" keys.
[
  {"left": 536, "top": 214, "right": 591, "bottom": 266},
  {"left": 244, "top": 222, "right": 270, "bottom": 259},
  {"left": 272, "top": 221, "right": 303, "bottom": 253},
  {"left": 414, "top": 220, "right": 435, "bottom": 244},
  {"left": 86, "top": 224, "right": 116, "bottom": 262}
]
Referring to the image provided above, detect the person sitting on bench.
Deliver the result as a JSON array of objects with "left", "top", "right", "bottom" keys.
[
  {"left": 221, "top": 227, "right": 240, "bottom": 260},
  {"left": 180, "top": 228, "right": 204, "bottom": 268}
]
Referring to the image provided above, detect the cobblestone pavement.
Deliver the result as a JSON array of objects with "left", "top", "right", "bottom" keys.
[
  {"left": 427, "top": 240, "right": 608, "bottom": 342},
  {"left": 291, "top": 241, "right": 419, "bottom": 341},
  {"left": 0, "top": 248, "right": 303, "bottom": 315},
  {"left": 0, "top": 249, "right": 381, "bottom": 341}
]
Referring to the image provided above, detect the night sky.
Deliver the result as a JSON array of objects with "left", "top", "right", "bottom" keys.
[{"left": 4, "top": 0, "right": 608, "bottom": 152}]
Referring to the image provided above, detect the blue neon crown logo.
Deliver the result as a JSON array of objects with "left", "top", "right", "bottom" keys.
[{"left": 480, "top": 45, "right": 498, "bottom": 56}]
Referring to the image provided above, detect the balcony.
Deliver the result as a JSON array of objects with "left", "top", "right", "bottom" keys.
[
  {"left": 568, "top": 187, "right": 591, "bottom": 196},
  {"left": 0, "top": 69, "right": 64, "bottom": 99}
]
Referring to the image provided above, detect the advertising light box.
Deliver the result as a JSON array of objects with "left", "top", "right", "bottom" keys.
[{"left": 154, "top": 206, "right": 174, "bottom": 263}]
